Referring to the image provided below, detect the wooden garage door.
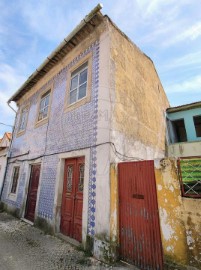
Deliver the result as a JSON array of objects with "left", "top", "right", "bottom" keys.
[{"left": 118, "top": 161, "right": 163, "bottom": 270}]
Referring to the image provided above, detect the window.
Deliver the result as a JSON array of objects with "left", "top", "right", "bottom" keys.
[
  {"left": 64, "top": 53, "right": 92, "bottom": 112},
  {"left": 69, "top": 62, "right": 88, "bottom": 105},
  {"left": 10, "top": 166, "right": 20, "bottom": 194},
  {"left": 193, "top": 115, "right": 201, "bottom": 137},
  {"left": 18, "top": 106, "right": 29, "bottom": 133},
  {"left": 38, "top": 90, "right": 51, "bottom": 122},
  {"left": 172, "top": 119, "right": 187, "bottom": 142},
  {"left": 178, "top": 158, "right": 201, "bottom": 198}
]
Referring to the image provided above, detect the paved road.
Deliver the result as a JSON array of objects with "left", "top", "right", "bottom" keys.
[{"left": 0, "top": 212, "right": 132, "bottom": 270}]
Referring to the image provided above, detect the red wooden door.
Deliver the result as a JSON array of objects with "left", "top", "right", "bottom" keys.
[
  {"left": 118, "top": 161, "right": 163, "bottom": 270},
  {"left": 60, "top": 157, "right": 84, "bottom": 242},
  {"left": 25, "top": 164, "right": 41, "bottom": 222}
]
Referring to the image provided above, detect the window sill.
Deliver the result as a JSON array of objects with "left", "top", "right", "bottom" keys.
[
  {"left": 16, "top": 130, "right": 26, "bottom": 137},
  {"left": 64, "top": 95, "right": 91, "bottom": 113},
  {"left": 35, "top": 117, "right": 49, "bottom": 128}
]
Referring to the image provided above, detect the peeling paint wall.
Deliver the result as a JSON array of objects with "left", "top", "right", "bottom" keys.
[
  {"left": 168, "top": 141, "right": 201, "bottom": 157},
  {"left": 155, "top": 158, "right": 201, "bottom": 269},
  {"left": 109, "top": 21, "right": 169, "bottom": 162}
]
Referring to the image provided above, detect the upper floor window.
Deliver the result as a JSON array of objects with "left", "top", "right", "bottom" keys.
[
  {"left": 171, "top": 119, "right": 187, "bottom": 143},
  {"left": 69, "top": 62, "right": 88, "bottom": 105},
  {"left": 38, "top": 90, "right": 51, "bottom": 122},
  {"left": 18, "top": 106, "right": 29, "bottom": 133},
  {"left": 10, "top": 166, "right": 20, "bottom": 194},
  {"left": 193, "top": 115, "right": 201, "bottom": 137}
]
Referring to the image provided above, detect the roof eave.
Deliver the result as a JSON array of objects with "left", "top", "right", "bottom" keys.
[
  {"left": 8, "top": 3, "right": 103, "bottom": 103},
  {"left": 167, "top": 101, "right": 201, "bottom": 113}
]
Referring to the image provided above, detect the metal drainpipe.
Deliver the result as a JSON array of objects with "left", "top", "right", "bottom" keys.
[{"left": 0, "top": 102, "right": 17, "bottom": 200}]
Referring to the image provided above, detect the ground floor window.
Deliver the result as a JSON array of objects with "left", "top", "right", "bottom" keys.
[
  {"left": 10, "top": 166, "right": 20, "bottom": 194},
  {"left": 178, "top": 158, "right": 201, "bottom": 198}
]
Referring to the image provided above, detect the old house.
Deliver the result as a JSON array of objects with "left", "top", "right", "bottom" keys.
[
  {"left": 167, "top": 101, "right": 201, "bottom": 157},
  {"left": 0, "top": 4, "right": 173, "bottom": 269},
  {"left": 0, "top": 132, "right": 12, "bottom": 195}
]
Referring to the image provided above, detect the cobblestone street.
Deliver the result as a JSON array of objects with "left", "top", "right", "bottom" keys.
[{"left": 0, "top": 212, "right": 133, "bottom": 270}]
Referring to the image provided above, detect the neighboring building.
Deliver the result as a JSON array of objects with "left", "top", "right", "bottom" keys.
[
  {"left": 0, "top": 132, "right": 12, "bottom": 194},
  {"left": 167, "top": 101, "right": 201, "bottom": 157},
  {"left": 0, "top": 5, "right": 169, "bottom": 269},
  {"left": 166, "top": 101, "right": 201, "bottom": 203}
]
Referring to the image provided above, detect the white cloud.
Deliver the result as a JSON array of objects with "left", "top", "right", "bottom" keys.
[
  {"left": 18, "top": 0, "right": 85, "bottom": 41},
  {"left": 161, "top": 51, "right": 201, "bottom": 71},
  {"left": 164, "top": 21, "right": 201, "bottom": 47},
  {"left": 0, "top": 64, "right": 26, "bottom": 95},
  {"left": 0, "top": 63, "right": 25, "bottom": 120},
  {"left": 166, "top": 75, "right": 201, "bottom": 94}
]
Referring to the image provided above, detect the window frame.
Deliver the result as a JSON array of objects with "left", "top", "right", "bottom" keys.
[
  {"left": 172, "top": 118, "right": 187, "bottom": 143},
  {"left": 193, "top": 115, "right": 201, "bottom": 138},
  {"left": 8, "top": 165, "right": 20, "bottom": 200},
  {"left": 69, "top": 62, "right": 88, "bottom": 105},
  {"left": 178, "top": 157, "right": 201, "bottom": 198},
  {"left": 64, "top": 52, "right": 92, "bottom": 112},
  {"left": 35, "top": 84, "right": 53, "bottom": 128},
  {"left": 17, "top": 104, "right": 30, "bottom": 136}
]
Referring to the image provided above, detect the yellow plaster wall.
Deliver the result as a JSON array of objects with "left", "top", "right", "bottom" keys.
[
  {"left": 182, "top": 199, "right": 201, "bottom": 268},
  {"left": 155, "top": 158, "right": 201, "bottom": 269},
  {"left": 110, "top": 164, "right": 119, "bottom": 244},
  {"left": 109, "top": 23, "right": 169, "bottom": 155}
]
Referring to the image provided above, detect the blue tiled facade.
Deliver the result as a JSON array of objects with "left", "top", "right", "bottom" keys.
[{"left": 2, "top": 41, "right": 99, "bottom": 235}]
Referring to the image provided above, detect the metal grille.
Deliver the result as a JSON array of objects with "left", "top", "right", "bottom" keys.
[
  {"left": 78, "top": 164, "right": 84, "bottom": 192},
  {"left": 178, "top": 158, "right": 201, "bottom": 198},
  {"left": 67, "top": 165, "right": 73, "bottom": 192}
]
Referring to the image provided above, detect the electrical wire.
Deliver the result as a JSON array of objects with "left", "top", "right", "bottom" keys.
[
  {"left": 8, "top": 141, "right": 143, "bottom": 164},
  {"left": 0, "top": 122, "right": 13, "bottom": 128}
]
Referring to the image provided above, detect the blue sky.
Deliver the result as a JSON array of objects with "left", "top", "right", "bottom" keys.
[{"left": 0, "top": 0, "right": 201, "bottom": 137}]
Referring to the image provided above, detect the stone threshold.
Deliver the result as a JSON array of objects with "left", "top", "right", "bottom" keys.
[
  {"left": 21, "top": 217, "right": 34, "bottom": 226},
  {"left": 55, "top": 233, "right": 80, "bottom": 247}
]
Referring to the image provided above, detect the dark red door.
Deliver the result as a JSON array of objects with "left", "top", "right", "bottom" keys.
[
  {"left": 118, "top": 161, "right": 163, "bottom": 270},
  {"left": 25, "top": 164, "right": 41, "bottom": 222},
  {"left": 60, "top": 157, "right": 84, "bottom": 242}
]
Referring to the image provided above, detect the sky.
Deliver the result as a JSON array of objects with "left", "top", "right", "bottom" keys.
[{"left": 0, "top": 0, "right": 201, "bottom": 137}]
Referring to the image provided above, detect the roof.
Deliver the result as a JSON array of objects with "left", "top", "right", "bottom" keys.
[
  {"left": 8, "top": 4, "right": 104, "bottom": 103},
  {"left": 0, "top": 132, "right": 12, "bottom": 150},
  {"left": 5, "top": 132, "right": 12, "bottom": 140},
  {"left": 167, "top": 101, "right": 201, "bottom": 113}
]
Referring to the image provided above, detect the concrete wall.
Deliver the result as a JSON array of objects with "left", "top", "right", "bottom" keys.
[
  {"left": 155, "top": 158, "right": 201, "bottom": 269},
  {"left": 108, "top": 21, "right": 169, "bottom": 163},
  {"left": 168, "top": 141, "right": 201, "bottom": 157},
  {"left": 167, "top": 108, "right": 201, "bottom": 142}
]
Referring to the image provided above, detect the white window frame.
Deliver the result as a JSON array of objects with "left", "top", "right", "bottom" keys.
[
  {"left": 17, "top": 105, "right": 29, "bottom": 136},
  {"left": 8, "top": 165, "right": 20, "bottom": 201},
  {"left": 64, "top": 52, "right": 92, "bottom": 113},
  {"left": 35, "top": 84, "right": 53, "bottom": 128},
  {"left": 37, "top": 90, "right": 51, "bottom": 122},
  {"left": 69, "top": 62, "right": 88, "bottom": 105}
]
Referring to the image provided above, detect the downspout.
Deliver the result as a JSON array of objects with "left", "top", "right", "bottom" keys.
[{"left": 0, "top": 102, "right": 17, "bottom": 200}]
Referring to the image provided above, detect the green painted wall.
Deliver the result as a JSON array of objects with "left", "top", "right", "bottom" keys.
[{"left": 167, "top": 108, "right": 201, "bottom": 142}]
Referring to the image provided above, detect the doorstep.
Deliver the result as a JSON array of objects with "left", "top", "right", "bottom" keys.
[
  {"left": 56, "top": 233, "right": 80, "bottom": 247},
  {"left": 21, "top": 218, "right": 34, "bottom": 226}
]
